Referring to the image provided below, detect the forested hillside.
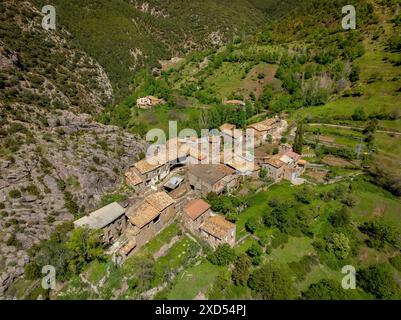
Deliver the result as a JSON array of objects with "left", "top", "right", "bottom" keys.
[{"left": 30, "top": 0, "right": 270, "bottom": 100}]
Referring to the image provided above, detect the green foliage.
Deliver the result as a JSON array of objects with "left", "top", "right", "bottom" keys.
[
  {"left": 100, "top": 193, "right": 127, "bottom": 207},
  {"left": 358, "top": 263, "right": 399, "bottom": 299},
  {"left": 247, "top": 243, "right": 263, "bottom": 265},
  {"left": 302, "top": 279, "right": 357, "bottom": 300},
  {"left": 359, "top": 218, "right": 401, "bottom": 249},
  {"left": 325, "top": 232, "right": 351, "bottom": 260},
  {"left": 245, "top": 217, "right": 259, "bottom": 234},
  {"left": 65, "top": 227, "right": 105, "bottom": 275},
  {"left": 207, "top": 244, "right": 236, "bottom": 266},
  {"left": 293, "top": 121, "right": 304, "bottom": 154},
  {"left": 328, "top": 207, "right": 351, "bottom": 228},
  {"left": 248, "top": 263, "right": 295, "bottom": 299},
  {"left": 232, "top": 254, "right": 251, "bottom": 286},
  {"left": 8, "top": 189, "right": 21, "bottom": 199}
]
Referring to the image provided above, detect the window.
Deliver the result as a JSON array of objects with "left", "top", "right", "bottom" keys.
[{"left": 153, "top": 214, "right": 160, "bottom": 224}]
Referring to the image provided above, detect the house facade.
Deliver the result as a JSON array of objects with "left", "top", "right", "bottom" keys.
[
  {"left": 182, "top": 199, "right": 212, "bottom": 233},
  {"left": 200, "top": 214, "right": 236, "bottom": 248},
  {"left": 123, "top": 192, "right": 176, "bottom": 255}
]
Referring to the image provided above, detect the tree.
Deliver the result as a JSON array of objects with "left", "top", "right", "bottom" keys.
[
  {"left": 247, "top": 243, "right": 263, "bottom": 265},
  {"left": 328, "top": 207, "right": 351, "bottom": 228},
  {"left": 293, "top": 121, "right": 304, "bottom": 154},
  {"left": 65, "top": 227, "right": 105, "bottom": 274},
  {"left": 358, "top": 263, "right": 398, "bottom": 299},
  {"left": 359, "top": 218, "right": 400, "bottom": 249},
  {"left": 245, "top": 217, "right": 259, "bottom": 234},
  {"left": 302, "top": 279, "right": 357, "bottom": 300},
  {"left": 232, "top": 254, "right": 251, "bottom": 286},
  {"left": 207, "top": 244, "right": 236, "bottom": 266},
  {"left": 326, "top": 232, "right": 351, "bottom": 259},
  {"left": 248, "top": 263, "right": 295, "bottom": 299}
]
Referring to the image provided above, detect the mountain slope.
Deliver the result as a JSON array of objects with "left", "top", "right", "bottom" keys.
[
  {"left": 30, "top": 0, "right": 270, "bottom": 100},
  {"left": 0, "top": 1, "right": 146, "bottom": 294}
]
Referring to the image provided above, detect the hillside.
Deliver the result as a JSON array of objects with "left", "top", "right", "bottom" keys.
[
  {"left": 30, "top": 0, "right": 271, "bottom": 100},
  {"left": 1, "top": 0, "right": 401, "bottom": 301},
  {"left": 0, "top": 0, "right": 146, "bottom": 294}
]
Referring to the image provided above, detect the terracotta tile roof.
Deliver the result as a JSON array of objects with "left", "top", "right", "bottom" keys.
[
  {"left": 265, "top": 157, "right": 285, "bottom": 169},
  {"left": 184, "top": 199, "right": 211, "bottom": 221},
  {"left": 127, "top": 201, "right": 160, "bottom": 228},
  {"left": 127, "top": 192, "right": 175, "bottom": 228},
  {"left": 247, "top": 118, "right": 278, "bottom": 132},
  {"left": 284, "top": 150, "right": 301, "bottom": 162},
  {"left": 201, "top": 215, "right": 235, "bottom": 240},
  {"left": 146, "top": 192, "right": 175, "bottom": 212},
  {"left": 219, "top": 123, "right": 236, "bottom": 131},
  {"left": 133, "top": 156, "right": 164, "bottom": 174},
  {"left": 226, "top": 158, "right": 260, "bottom": 174},
  {"left": 124, "top": 169, "right": 143, "bottom": 186},
  {"left": 298, "top": 159, "right": 307, "bottom": 166},
  {"left": 120, "top": 238, "right": 136, "bottom": 255}
]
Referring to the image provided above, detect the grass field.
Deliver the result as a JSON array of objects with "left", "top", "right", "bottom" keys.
[{"left": 166, "top": 260, "right": 222, "bottom": 299}]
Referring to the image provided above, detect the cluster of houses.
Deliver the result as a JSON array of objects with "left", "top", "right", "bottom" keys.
[{"left": 73, "top": 116, "right": 306, "bottom": 259}]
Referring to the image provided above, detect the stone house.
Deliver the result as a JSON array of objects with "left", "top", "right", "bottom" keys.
[
  {"left": 247, "top": 117, "right": 282, "bottom": 145},
  {"left": 187, "top": 164, "right": 237, "bottom": 195},
  {"left": 132, "top": 155, "right": 171, "bottom": 187},
  {"left": 123, "top": 192, "right": 176, "bottom": 255},
  {"left": 73, "top": 202, "right": 127, "bottom": 245},
  {"left": 219, "top": 123, "right": 243, "bottom": 145},
  {"left": 136, "top": 96, "right": 163, "bottom": 109},
  {"left": 182, "top": 199, "right": 212, "bottom": 233},
  {"left": 200, "top": 214, "right": 236, "bottom": 248},
  {"left": 262, "top": 157, "right": 286, "bottom": 181},
  {"left": 124, "top": 168, "right": 145, "bottom": 192}
]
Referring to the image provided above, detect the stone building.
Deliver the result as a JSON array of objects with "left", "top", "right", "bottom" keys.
[
  {"left": 247, "top": 117, "right": 282, "bottom": 145},
  {"left": 73, "top": 202, "right": 127, "bottom": 245},
  {"left": 200, "top": 214, "right": 236, "bottom": 248},
  {"left": 187, "top": 164, "right": 237, "bottom": 195},
  {"left": 123, "top": 192, "right": 176, "bottom": 255},
  {"left": 136, "top": 96, "right": 163, "bottom": 109},
  {"left": 182, "top": 199, "right": 212, "bottom": 233}
]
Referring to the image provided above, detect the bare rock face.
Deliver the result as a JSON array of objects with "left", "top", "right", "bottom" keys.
[{"left": 0, "top": 1, "right": 148, "bottom": 295}]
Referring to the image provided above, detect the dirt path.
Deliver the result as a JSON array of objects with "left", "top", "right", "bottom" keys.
[{"left": 308, "top": 123, "right": 401, "bottom": 136}]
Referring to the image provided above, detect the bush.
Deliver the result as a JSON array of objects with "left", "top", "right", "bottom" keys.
[
  {"left": 247, "top": 243, "right": 263, "bottom": 265},
  {"left": 248, "top": 263, "right": 295, "bottom": 299},
  {"left": 207, "top": 244, "right": 236, "bottom": 266},
  {"left": 232, "top": 254, "right": 251, "bottom": 286},
  {"left": 245, "top": 217, "right": 259, "bottom": 234},
  {"left": 8, "top": 189, "right": 21, "bottom": 199},
  {"left": 359, "top": 218, "right": 400, "bottom": 249},
  {"left": 358, "top": 263, "right": 398, "bottom": 299},
  {"left": 328, "top": 207, "right": 351, "bottom": 228},
  {"left": 24, "top": 263, "right": 41, "bottom": 280}
]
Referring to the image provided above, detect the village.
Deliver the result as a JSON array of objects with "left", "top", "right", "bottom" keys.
[{"left": 74, "top": 108, "right": 307, "bottom": 261}]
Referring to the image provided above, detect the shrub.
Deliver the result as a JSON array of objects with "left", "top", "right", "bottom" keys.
[
  {"left": 8, "top": 189, "right": 21, "bottom": 199},
  {"left": 358, "top": 263, "right": 398, "bottom": 299},
  {"left": 207, "top": 244, "right": 236, "bottom": 266}
]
